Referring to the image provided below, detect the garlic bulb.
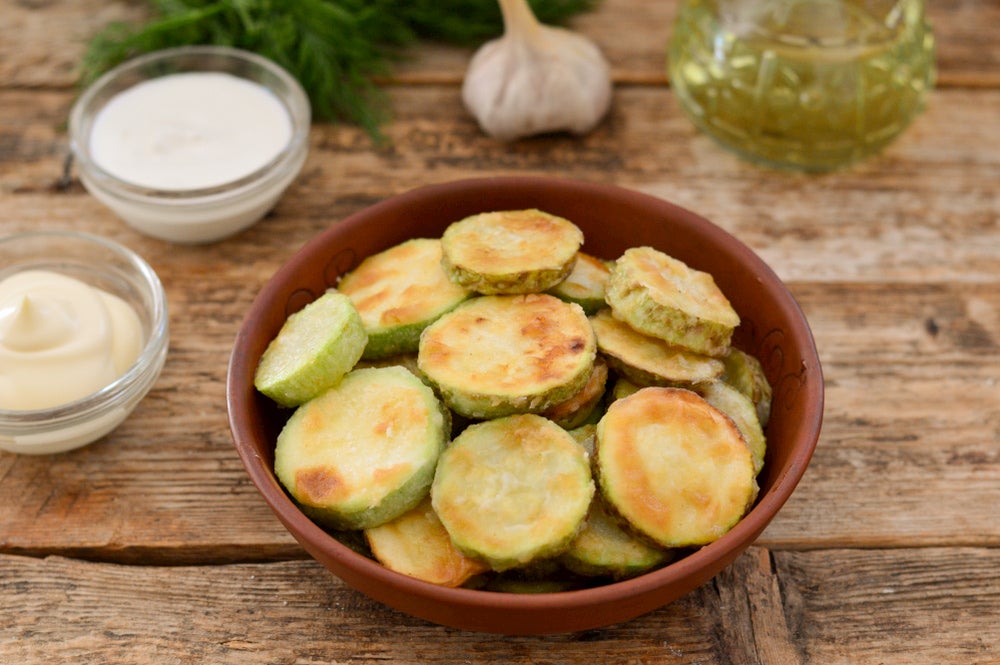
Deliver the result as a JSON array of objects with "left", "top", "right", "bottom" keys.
[{"left": 462, "top": 0, "right": 613, "bottom": 141}]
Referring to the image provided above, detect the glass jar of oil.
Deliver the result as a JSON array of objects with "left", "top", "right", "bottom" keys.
[{"left": 668, "top": 0, "right": 935, "bottom": 171}]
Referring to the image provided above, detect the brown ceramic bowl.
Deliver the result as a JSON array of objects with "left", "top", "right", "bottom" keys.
[{"left": 227, "top": 176, "right": 823, "bottom": 635}]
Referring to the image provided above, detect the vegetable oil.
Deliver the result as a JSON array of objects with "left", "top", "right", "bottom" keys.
[{"left": 668, "top": 0, "right": 935, "bottom": 171}]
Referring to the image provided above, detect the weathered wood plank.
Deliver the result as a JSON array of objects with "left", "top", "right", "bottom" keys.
[
  {"left": 766, "top": 366, "right": 1000, "bottom": 547},
  {"left": 764, "top": 281, "right": 1000, "bottom": 546},
  {"left": 0, "top": 0, "right": 996, "bottom": 89},
  {"left": 0, "top": 548, "right": 996, "bottom": 663},
  {"left": 773, "top": 547, "right": 1000, "bottom": 664},
  {"left": 3, "top": 85, "right": 998, "bottom": 286},
  {"left": 0, "top": 0, "right": 144, "bottom": 88}
]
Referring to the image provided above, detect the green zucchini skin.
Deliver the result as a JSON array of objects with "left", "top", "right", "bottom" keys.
[
  {"left": 605, "top": 247, "right": 739, "bottom": 357},
  {"left": 590, "top": 308, "right": 724, "bottom": 388},
  {"left": 275, "top": 366, "right": 449, "bottom": 531},
  {"left": 337, "top": 238, "right": 472, "bottom": 360},
  {"left": 546, "top": 252, "right": 611, "bottom": 315},
  {"left": 541, "top": 358, "right": 608, "bottom": 429},
  {"left": 561, "top": 495, "right": 672, "bottom": 580},
  {"left": 722, "top": 347, "right": 773, "bottom": 426},
  {"left": 417, "top": 294, "right": 597, "bottom": 419},
  {"left": 696, "top": 380, "right": 767, "bottom": 475},
  {"left": 431, "top": 414, "right": 595, "bottom": 571},
  {"left": 364, "top": 496, "right": 489, "bottom": 587},
  {"left": 596, "top": 387, "right": 758, "bottom": 548},
  {"left": 440, "top": 209, "right": 584, "bottom": 295},
  {"left": 253, "top": 292, "right": 368, "bottom": 408}
]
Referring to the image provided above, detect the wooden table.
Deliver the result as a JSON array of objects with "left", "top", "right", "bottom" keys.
[{"left": 2, "top": 1, "right": 998, "bottom": 662}]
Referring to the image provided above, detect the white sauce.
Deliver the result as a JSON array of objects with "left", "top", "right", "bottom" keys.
[
  {"left": 89, "top": 72, "right": 293, "bottom": 191},
  {"left": 0, "top": 270, "right": 143, "bottom": 411}
]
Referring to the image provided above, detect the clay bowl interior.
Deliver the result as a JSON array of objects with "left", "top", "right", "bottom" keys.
[{"left": 227, "top": 176, "right": 824, "bottom": 635}]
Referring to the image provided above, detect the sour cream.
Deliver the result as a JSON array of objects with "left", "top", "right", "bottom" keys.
[
  {"left": 88, "top": 71, "right": 293, "bottom": 191},
  {"left": 0, "top": 270, "right": 143, "bottom": 411}
]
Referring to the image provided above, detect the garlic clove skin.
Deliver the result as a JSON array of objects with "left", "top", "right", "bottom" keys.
[{"left": 462, "top": 7, "right": 613, "bottom": 142}]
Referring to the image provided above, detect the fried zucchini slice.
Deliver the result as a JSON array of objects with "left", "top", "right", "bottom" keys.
[
  {"left": 337, "top": 238, "right": 471, "bottom": 360},
  {"left": 274, "top": 366, "right": 448, "bottom": 530},
  {"left": 590, "top": 308, "right": 725, "bottom": 388},
  {"left": 722, "top": 347, "right": 773, "bottom": 427},
  {"left": 568, "top": 423, "right": 597, "bottom": 453},
  {"left": 610, "top": 375, "right": 642, "bottom": 401},
  {"left": 561, "top": 495, "right": 672, "bottom": 580},
  {"left": 254, "top": 292, "right": 368, "bottom": 407},
  {"left": 440, "top": 209, "right": 584, "bottom": 294},
  {"left": 418, "top": 294, "right": 596, "bottom": 419},
  {"left": 431, "top": 414, "right": 595, "bottom": 571},
  {"left": 565, "top": 423, "right": 670, "bottom": 580},
  {"left": 365, "top": 496, "right": 490, "bottom": 587},
  {"left": 541, "top": 357, "right": 609, "bottom": 429},
  {"left": 547, "top": 252, "right": 612, "bottom": 315},
  {"left": 596, "top": 387, "right": 758, "bottom": 548},
  {"left": 605, "top": 247, "right": 739, "bottom": 357},
  {"left": 697, "top": 380, "right": 767, "bottom": 475}
]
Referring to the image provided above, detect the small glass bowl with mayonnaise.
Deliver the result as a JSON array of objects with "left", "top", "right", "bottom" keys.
[
  {"left": 69, "top": 45, "right": 311, "bottom": 244},
  {"left": 0, "top": 231, "right": 169, "bottom": 455}
]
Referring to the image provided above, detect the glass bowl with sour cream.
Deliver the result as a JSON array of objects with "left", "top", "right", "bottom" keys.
[
  {"left": 0, "top": 231, "right": 169, "bottom": 455},
  {"left": 69, "top": 46, "right": 311, "bottom": 244}
]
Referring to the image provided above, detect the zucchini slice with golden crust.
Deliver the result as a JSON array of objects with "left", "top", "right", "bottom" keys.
[
  {"left": 561, "top": 495, "right": 672, "bottom": 580},
  {"left": 596, "top": 387, "right": 758, "bottom": 548},
  {"left": 722, "top": 347, "right": 773, "bottom": 427},
  {"left": 431, "top": 414, "right": 595, "bottom": 571},
  {"left": 541, "top": 357, "right": 609, "bottom": 429},
  {"left": 364, "top": 496, "right": 490, "bottom": 587},
  {"left": 590, "top": 308, "right": 725, "bottom": 388},
  {"left": 568, "top": 422, "right": 597, "bottom": 453},
  {"left": 274, "top": 366, "right": 448, "bottom": 530},
  {"left": 605, "top": 247, "right": 739, "bottom": 357},
  {"left": 565, "top": 419, "right": 670, "bottom": 581},
  {"left": 697, "top": 380, "right": 767, "bottom": 476},
  {"left": 254, "top": 292, "right": 368, "bottom": 407},
  {"left": 610, "top": 375, "right": 642, "bottom": 401},
  {"left": 417, "top": 293, "right": 597, "bottom": 419},
  {"left": 337, "top": 238, "right": 471, "bottom": 360},
  {"left": 547, "top": 252, "right": 611, "bottom": 315},
  {"left": 440, "top": 209, "right": 584, "bottom": 294}
]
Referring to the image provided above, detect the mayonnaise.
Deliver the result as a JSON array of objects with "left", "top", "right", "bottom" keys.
[
  {"left": 88, "top": 71, "right": 293, "bottom": 191},
  {"left": 0, "top": 270, "right": 143, "bottom": 411}
]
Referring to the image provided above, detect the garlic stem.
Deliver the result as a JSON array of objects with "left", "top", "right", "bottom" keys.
[{"left": 498, "top": 0, "right": 542, "bottom": 39}]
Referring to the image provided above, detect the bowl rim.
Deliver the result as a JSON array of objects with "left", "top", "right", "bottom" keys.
[
  {"left": 227, "top": 175, "right": 824, "bottom": 621},
  {"left": 68, "top": 44, "right": 311, "bottom": 205}
]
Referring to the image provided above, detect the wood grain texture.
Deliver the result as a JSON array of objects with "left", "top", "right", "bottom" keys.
[
  {"left": 1, "top": 0, "right": 998, "bottom": 88},
  {"left": 1, "top": 0, "right": 998, "bottom": 661},
  {"left": 3, "top": 86, "right": 999, "bottom": 285},
  {"left": 1, "top": 549, "right": 997, "bottom": 664}
]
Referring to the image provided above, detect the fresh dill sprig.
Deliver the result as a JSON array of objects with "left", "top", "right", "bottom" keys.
[{"left": 79, "top": 0, "right": 600, "bottom": 141}]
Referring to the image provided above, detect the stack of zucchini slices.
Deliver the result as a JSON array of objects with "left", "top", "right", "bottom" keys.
[{"left": 254, "top": 209, "right": 772, "bottom": 590}]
